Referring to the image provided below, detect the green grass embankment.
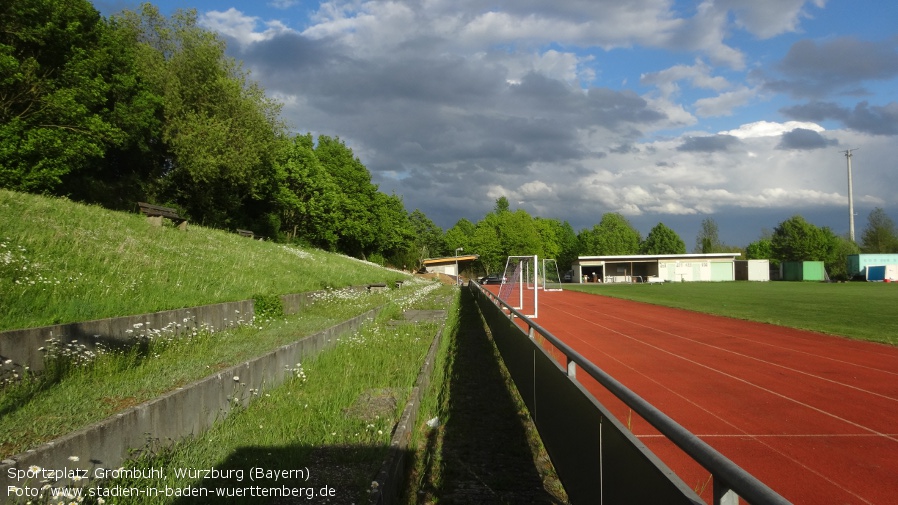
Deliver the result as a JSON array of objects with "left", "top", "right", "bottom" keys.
[{"left": 0, "top": 189, "right": 406, "bottom": 332}]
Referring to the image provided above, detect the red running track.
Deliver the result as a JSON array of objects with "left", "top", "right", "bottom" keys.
[{"left": 489, "top": 287, "right": 898, "bottom": 504}]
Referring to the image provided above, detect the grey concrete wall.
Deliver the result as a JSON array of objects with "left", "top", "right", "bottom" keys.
[
  {"left": 280, "top": 292, "right": 315, "bottom": 315},
  {"left": 0, "top": 300, "right": 256, "bottom": 374},
  {"left": 0, "top": 308, "right": 380, "bottom": 502},
  {"left": 0, "top": 290, "right": 326, "bottom": 376}
]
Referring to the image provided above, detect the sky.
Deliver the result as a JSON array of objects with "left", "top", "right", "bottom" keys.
[{"left": 93, "top": 0, "right": 898, "bottom": 247}]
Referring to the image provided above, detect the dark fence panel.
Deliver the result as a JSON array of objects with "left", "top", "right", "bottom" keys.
[{"left": 473, "top": 286, "right": 702, "bottom": 504}]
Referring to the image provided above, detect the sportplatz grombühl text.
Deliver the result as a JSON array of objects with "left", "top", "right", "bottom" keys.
[{"left": 7, "top": 465, "right": 336, "bottom": 500}]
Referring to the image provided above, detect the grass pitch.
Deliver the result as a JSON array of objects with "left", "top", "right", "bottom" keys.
[{"left": 567, "top": 281, "right": 897, "bottom": 345}]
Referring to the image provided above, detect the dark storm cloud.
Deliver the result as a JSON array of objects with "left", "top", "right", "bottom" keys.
[
  {"left": 766, "top": 37, "right": 898, "bottom": 98},
  {"left": 676, "top": 134, "right": 741, "bottom": 152},
  {"left": 776, "top": 128, "right": 837, "bottom": 150},
  {"left": 229, "top": 29, "right": 674, "bottom": 183},
  {"left": 782, "top": 101, "right": 898, "bottom": 135}
]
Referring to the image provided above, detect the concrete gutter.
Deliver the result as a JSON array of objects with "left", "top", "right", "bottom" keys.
[{"left": 369, "top": 310, "right": 448, "bottom": 505}]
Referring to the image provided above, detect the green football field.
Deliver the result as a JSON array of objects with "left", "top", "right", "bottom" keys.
[{"left": 566, "top": 281, "right": 897, "bottom": 345}]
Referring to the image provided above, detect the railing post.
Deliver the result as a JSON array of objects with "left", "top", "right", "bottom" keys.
[
  {"left": 713, "top": 478, "right": 738, "bottom": 505},
  {"left": 567, "top": 356, "right": 576, "bottom": 379}
]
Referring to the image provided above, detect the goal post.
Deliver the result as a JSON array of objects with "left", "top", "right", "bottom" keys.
[
  {"left": 500, "top": 255, "right": 539, "bottom": 318},
  {"left": 542, "top": 258, "right": 563, "bottom": 292}
]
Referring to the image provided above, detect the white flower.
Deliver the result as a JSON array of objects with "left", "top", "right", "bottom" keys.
[
  {"left": 68, "top": 456, "right": 80, "bottom": 462},
  {"left": 233, "top": 376, "right": 240, "bottom": 381}
]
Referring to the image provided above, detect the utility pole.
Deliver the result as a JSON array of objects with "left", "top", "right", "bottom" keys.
[{"left": 841, "top": 149, "right": 857, "bottom": 242}]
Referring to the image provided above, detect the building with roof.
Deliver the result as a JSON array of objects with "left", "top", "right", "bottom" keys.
[
  {"left": 421, "top": 254, "right": 480, "bottom": 278},
  {"left": 573, "top": 253, "right": 742, "bottom": 283}
]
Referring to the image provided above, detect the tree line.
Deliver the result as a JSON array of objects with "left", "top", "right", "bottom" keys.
[
  {"left": 2, "top": 1, "right": 896, "bottom": 277},
  {"left": 434, "top": 197, "right": 897, "bottom": 280},
  {"left": 1, "top": 1, "right": 420, "bottom": 263}
]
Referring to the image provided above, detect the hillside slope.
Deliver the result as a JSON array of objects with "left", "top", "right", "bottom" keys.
[{"left": 0, "top": 190, "right": 407, "bottom": 331}]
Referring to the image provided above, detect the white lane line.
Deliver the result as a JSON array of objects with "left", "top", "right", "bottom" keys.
[
  {"left": 547, "top": 298, "right": 898, "bottom": 403},
  {"left": 551, "top": 304, "right": 898, "bottom": 445}
]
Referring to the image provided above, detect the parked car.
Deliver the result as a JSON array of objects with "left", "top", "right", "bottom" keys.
[{"left": 479, "top": 274, "right": 505, "bottom": 285}]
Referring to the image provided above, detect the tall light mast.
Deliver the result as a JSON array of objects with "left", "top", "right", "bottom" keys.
[{"left": 841, "top": 148, "right": 857, "bottom": 242}]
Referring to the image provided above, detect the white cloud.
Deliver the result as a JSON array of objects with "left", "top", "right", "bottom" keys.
[
  {"left": 199, "top": 9, "right": 292, "bottom": 47},
  {"left": 719, "top": 0, "right": 826, "bottom": 39},
  {"left": 720, "top": 120, "right": 825, "bottom": 138},
  {"left": 693, "top": 87, "right": 756, "bottom": 117},
  {"left": 641, "top": 59, "right": 731, "bottom": 98}
]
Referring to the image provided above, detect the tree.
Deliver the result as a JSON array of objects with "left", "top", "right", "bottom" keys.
[
  {"left": 828, "top": 235, "right": 860, "bottom": 280},
  {"left": 314, "top": 135, "right": 380, "bottom": 257},
  {"left": 694, "top": 218, "right": 722, "bottom": 253},
  {"left": 553, "top": 220, "right": 581, "bottom": 272},
  {"left": 500, "top": 209, "right": 543, "bottom": 256},
  {"left": 0, "top": 0, "right": 128, "bottom": 194},
  {"left": 745, "top": 238, "right": 775, "bottom": 265},
  {"left": 494, "top": 196, "right": 510, "bottom": 213},
  {"left": 860, "top": 208, "right": 898, "bottom": 253},
  {"left": 113, "top": 5, "right": 285, "bottom": 229},
  {"left": 470, "top": 205, "right": 542, "bottom": 274},
  {"left": 579, "top": 213, "right": 641, "bottom": 255},
  {"left": 444, "top": 218, "right": 475, "bottom": 255},
  {"left": 640, "top": 223, "right": 686, "bottom": 255},
  {"left": 277, "top": 134, "right": 340, "bottom": 249},
  {"left": 472, "top": 212, "right": 504, "bottom": 274},
  {"left": 771, "top": 215, "right": 828, "bottom": 261},
  {"left": 369, "top": 192, "right": 414, "bottom": 265},
  {"left": 407, "top": 209, "right": 445, "bottom": 270}
]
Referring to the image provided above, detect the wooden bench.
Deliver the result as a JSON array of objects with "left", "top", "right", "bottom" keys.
[
  {"left": 237, "top": 229, "right": 255, "bottom": 238},
  {"left": 138, "top": 202, "right": 187, "bottom": 230}
]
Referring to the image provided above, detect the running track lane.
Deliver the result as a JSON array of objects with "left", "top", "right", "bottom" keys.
[{"left": 489, "top": 287, "right": 898, "bottom": 504}]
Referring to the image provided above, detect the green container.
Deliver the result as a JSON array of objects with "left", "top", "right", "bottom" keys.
[{"left": 781, "top": 261, "right": 825, "bottom": 281}]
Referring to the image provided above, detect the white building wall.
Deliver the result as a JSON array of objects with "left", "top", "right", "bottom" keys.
[{"left": 659, "top": 261, "right": 711, "bottom": 282}]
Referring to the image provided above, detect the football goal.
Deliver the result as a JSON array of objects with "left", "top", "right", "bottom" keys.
[
  {"left": 542, "top": 258, "right": 563, "bottom": 292},
  {"left": 498, "top": 255, "right": 561, "bottom": 318}
]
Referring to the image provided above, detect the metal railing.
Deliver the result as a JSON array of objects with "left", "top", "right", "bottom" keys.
[{"left": 474, "top": 282, "right": 791, "bottom": 505}]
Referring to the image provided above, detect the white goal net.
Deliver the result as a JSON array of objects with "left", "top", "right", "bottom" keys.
[
  {"left": 500, "top": 255, "right": 536, "bottom": 317},
  {"left": 542, "top": 258, "right": 563, "bottom": 292}
]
